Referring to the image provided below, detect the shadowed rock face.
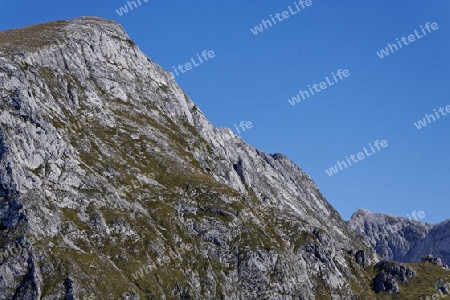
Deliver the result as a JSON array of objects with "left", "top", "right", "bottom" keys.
[
  {"left": 348, "top": 209, "right": 450, "bottom": 266},
  {"left": 0, "top": 17, "right": 381, "bottom": 299}
]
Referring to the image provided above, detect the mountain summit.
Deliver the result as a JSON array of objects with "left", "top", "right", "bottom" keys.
[{"left": 0, "top": 17, "right": 448, "bottom": 299}]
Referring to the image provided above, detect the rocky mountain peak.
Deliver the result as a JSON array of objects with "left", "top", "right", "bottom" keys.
[
  {"left": 0, "top": 17, "right": 448, "bottom": 299},
  {"left": 0, "top": 17, "right": 124, "bottom": 51},
  {"left": 0, "top": 16, "right": 383, "bottom": 299}
]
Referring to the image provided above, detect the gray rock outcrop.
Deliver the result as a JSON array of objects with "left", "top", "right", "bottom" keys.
[
  {"left": 422, "top": 254, "right": 447, "bottom": 267},
  {"left": 435, "top": 278, "right": 450, "bottom": 295},
  {"left": 373, "top": 272, "right": 399, "bottom": 294},
  {"left": 372, "top": 260, "right": 416, "bottom": 294}
]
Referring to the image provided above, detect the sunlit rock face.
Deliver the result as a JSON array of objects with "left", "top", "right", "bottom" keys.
[
  {"left": 0, "top": 17, "right": 379, "bottom": 299},
  {"left": 349, "top": 209, "right": 450, "bottom": 266}
]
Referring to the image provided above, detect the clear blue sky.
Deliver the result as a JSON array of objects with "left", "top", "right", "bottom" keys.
[{"left": 1, "top": 0, "right": 449, "bottom": 224}]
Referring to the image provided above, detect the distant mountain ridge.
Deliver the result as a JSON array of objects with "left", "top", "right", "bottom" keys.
[{"left": 349, "top": 209, "right": 450, "bottom": 266}]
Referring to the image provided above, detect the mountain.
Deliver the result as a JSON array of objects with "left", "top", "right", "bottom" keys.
[
  {"left": 0, "top": 16, "right": 380, "bottom": 299},
  {"left": 0, "top": 16, "right": 449, "bottom": 299},
  {"left": 348, "top": 209, "right": 450, "bottom": 266}
]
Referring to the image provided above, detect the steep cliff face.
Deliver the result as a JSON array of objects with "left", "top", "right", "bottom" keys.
[
  {"left": 348, "top": 209, "right": 450, "bottom": 266},
  {"left": 0, "top": 17, "right": 381, "bottom": 299},
  {"left": 407, "top": 220, "right": 450, "bottom": 265}
]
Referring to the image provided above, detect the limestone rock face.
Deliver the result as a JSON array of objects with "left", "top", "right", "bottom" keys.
[
  {"left": 408, "top": 220, "right": 450, "bottom": 265},
  {"left": 349, "top": 209, "right": 450, "bottom": 266},
  {"left": 0, "top": 17, "right": 378, "bottom": 299}
]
